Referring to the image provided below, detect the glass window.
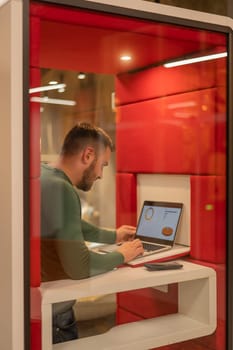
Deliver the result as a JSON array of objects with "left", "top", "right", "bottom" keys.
[{"left": 29, "top": 2, "right": 227, "bottom": 349}]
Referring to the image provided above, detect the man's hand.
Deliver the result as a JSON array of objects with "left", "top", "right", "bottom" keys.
[
  {"left": 116, "top": 225, "right": 136, "bottom": 243},
  {"left": 117, "top": 239, "right": 144, "bottom": 263}
]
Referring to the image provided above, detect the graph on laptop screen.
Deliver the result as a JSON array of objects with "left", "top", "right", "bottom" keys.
[{"left": 136, "top": 201, "right": 183, "bottom": 244}]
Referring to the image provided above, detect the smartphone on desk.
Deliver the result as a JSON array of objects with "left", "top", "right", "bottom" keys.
[{"left": 144, "top": 261, "right": 183, "bottom": 271}]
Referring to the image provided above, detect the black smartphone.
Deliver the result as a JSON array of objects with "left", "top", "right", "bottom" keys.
[{"left": 144, "top": 262, "right": 183, "bottom": 271}]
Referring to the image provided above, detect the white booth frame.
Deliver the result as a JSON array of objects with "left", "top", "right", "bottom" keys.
[{"left": 0, "top": 0, "right": 233, "bottom": 350}]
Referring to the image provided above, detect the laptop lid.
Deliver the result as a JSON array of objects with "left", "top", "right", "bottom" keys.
[{"left": 135, "top": 201, "right": 183, "bottom": 247}]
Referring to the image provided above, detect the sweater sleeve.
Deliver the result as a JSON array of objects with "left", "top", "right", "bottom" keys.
[
  {"left": 41, "top": 176, "right": 123, "bottom": 280},
  {"left": 81, "top": 219, "right": 117, "bottom": 244},
  {"left": 55, "top": 239, "right": 124, "bottom": 279}
]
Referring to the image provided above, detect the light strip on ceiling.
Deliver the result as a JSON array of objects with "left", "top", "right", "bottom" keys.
[
  {"left": 164, "top": 52, "right": 227, "bottom": 68},
  {"left": 29, "top": 83, "right": 66, "bottom": 94},
  {"left": 30, "top": 96, "right": 76, "bottom": 106},
  {"left": 120, "top": 55, "right": 132, "bottom": 61}
]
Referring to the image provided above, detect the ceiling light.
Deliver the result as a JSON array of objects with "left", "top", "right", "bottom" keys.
[
  {"left": 167, "top": 101, "right": 197, "bottom": 109},
  {"left": 29, "top": 83, "right": 66, "bottom": 94},
  {"left": 77, "top": 72, "right": 86, "bottom": 79},
  {"left": 49, "top": 80, "right": 58, "bottom": 85},
  {"left": 120, "top": 55, "right": 132, "bottom": 61},
  {"left": 164, "top": 52, "right": 227, "bottom": 68},
  {"left": 30, "top": 96, "right": 76, "bottom": 106}
]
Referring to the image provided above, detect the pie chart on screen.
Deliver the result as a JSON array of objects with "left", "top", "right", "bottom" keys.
[{"left": 162, "top": 226, "right": 173, "bottom": 236}]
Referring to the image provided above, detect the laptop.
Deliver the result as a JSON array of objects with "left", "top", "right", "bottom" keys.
[{"left": 98, "top": 200, "right": 183, "bottom": 259}]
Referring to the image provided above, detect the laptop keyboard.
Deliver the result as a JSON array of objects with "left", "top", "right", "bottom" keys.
[{"left": 142, "top": 242, "right": 164, "bottom": 251}]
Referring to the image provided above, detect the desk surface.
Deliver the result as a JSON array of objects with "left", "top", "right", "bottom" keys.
[
  {"left": 40, "top": 260, "right": 215, "bottom": 305},
  {"left": 40, "top": 260, "right": 217, "bottom": 350}
]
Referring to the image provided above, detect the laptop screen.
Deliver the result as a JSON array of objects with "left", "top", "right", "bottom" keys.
[{"left": 136, "top": 201, "right": 183, "bottom": 246}]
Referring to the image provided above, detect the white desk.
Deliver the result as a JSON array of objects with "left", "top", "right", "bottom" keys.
[{"left": 40, "top": 260, "right": 216, "bottom": 350}]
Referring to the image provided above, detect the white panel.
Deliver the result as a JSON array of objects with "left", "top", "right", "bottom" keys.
[
  {"left": 40, "top": 261, "right": 216, "bottom": 350},
  {"left": 0, "top": 3, "right": 12, "bottom": 348},
  {"left": 0, "top": 1, "right": 24, "bottom": 350},
  {"left": 85, "top": 0, "right": 233, "bottom": 29},
  {"left": 137, "top": 174, "right": 190, "bottom": 246},
  {"left": 11, "top": 1, "right": 24, "bottom": 350}
]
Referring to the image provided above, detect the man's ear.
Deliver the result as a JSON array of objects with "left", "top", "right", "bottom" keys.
[{"left": 81, "top": 146, "right": 95, "bottom": 164}]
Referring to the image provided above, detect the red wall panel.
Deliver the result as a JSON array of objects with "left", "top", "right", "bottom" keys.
[
  {"left": 30, "top": 320, "right": 41, "bottom": 350},
  {"left": 116, "top": 173, "right": 137, "bottom": 227},
  {"left": 190, "top": 176, "right": 226, "bottom": 264},
  {"left": 30, "top": 16, "right": 41, "bottom": 68},
  {"left": 30, "top": 3, "right": 226, "bottom": 75},
  {"left": 30, "top": 288, "right": 42, "bottom": 350},
  {"left": 117, "top": 285, "right": 178, "bottom": 320},
  {"left": 216, "top": 59, "right": 227, "bottom": 86},
  {"left": 116, "top": 89, "right": 217, "bottom": 175},
  {"left": 116, "top": 61, "right": 217, "bottom": 106},
  {"left": 30, "top": 66, "right": 41, "bottom": 348},
  {"left": 215, "top": 86, "right": 226, "bottom": 175},
  {"left": 116, "top": 307, "right": 143, "bottom": 325},
  {"left": 29, "top": 69, "right": 41, "bottom": 286},
  {"left": 30, "top": 68, "right": 41, "bottom": 179}
]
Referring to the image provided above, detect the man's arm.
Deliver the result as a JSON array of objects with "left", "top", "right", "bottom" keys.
[
  {"left": 55, "top": 239, "right": 124, "bottom": 279},
  {"left": 81, "top": 219, "right": 117, "bottom": 244},
  {"left": 42, "top": 180, "right": 123, "bottom": 279}
]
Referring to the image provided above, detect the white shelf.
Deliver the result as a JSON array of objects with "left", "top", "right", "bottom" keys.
[
  {"left": 53, "top": 314, "right": 214, "bottom": 350},
  {"left": 40, "top": 260, "right": 216, "bottom": 350}
]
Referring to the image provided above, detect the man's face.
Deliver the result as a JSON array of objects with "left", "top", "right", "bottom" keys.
[{"left": 77, "top": 146, "right": 111, "bottom": 191}]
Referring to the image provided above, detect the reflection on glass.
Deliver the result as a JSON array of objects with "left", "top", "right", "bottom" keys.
[{"left": 30, "top": 2, "right": 227, "bottom": 348}]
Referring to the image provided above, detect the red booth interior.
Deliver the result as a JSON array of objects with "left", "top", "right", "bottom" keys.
[{"left": 29, "top": 2, "right": 227, "bottom": 350}]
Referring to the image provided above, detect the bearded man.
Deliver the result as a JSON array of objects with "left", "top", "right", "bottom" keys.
[{"left": 40, "top": 122, "right": 143, "bottom": 343}]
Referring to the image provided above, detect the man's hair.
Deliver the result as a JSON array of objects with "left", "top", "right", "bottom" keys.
[{"left": 60, "top": 122, "right": 114, "bottom": 156}]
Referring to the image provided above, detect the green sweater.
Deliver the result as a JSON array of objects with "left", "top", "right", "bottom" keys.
[{"left": 40, "top": 164, "right": 124, "bottom": 282}]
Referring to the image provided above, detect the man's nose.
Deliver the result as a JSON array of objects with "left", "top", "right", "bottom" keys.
[{"left": 98, "top": 169, "right": 104, "bottom": 179}]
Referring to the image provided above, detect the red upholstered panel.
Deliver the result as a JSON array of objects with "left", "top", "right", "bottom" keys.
[
  {"left": 30, "top": 68, "right": 41, "bottom": 178},
  {"left": 30, "top": 16, "right": 42, "bottom": 350},
  {"left": 190, "top": 176, "right": 226, "bottom": 263},
  {"left": 30, "top": 178, "right": 41, "bottom": 287},
  {"left": 29, "top": 3, "right": 225, "bottom": 49},
  {"left": 30, "top": 16, "right": 41, "bottom": 68},
  {"left": 216, "top": 58, "right": 227, "bottom": 86},
  {"left": 116, "top": 307, "right": 143, "bottom": 325},
  {"left": 116, "top": 89, "right": 217, "bottom": 174},
  {"left": 117, "top": 285, "right": 178, "bottom": 320},
  {"left": 30, "top": 3, "right": 226, "bottom": 75},
  {"left": 30, "top": 320, "right": 41, "bottom": 350},
  {"left": 215, "top": 86, "right": 226, "bottom": 175},
  {"left": 116, "top": 173, "right": 137, "bottom": 227},
  {"left": 30, "top": 287, "right": 41, "bottom": 350},
  {"left": 38, "top": 20, "right": 212, "bottom": 74},
  {"left": 115, "top": 61, "right": 217, "bottom": 106}
]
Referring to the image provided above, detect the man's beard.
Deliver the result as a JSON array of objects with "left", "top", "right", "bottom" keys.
[{"left": 77, "top": 159, "right": 97, "bottom": 191}]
